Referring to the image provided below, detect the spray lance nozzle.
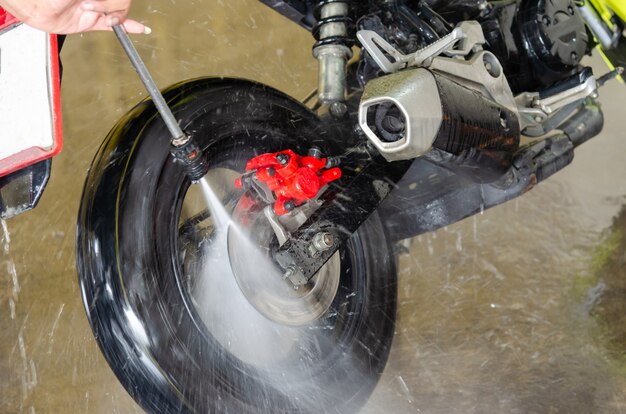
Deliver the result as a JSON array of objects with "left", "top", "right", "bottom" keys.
[
  {"left": 111, "top": 24, "right": 208, "bottom": 183},
  {"left": 170, "top": 135, "right": 209, "bottom": 182}
]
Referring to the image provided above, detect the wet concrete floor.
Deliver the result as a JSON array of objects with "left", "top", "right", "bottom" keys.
[{"left": 2, "top": 1, "right": 626, "bottom": 412}]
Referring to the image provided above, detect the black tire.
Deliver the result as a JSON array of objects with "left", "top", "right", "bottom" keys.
[{"left": 77, "top": 78, "right": 397, "bottom": 414}]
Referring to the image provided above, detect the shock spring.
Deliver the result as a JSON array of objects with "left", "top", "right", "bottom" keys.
[
  {"left": 312, "top": 0, "right": 355, "bottom": 50},
  {"left": 312, "top": 0, "right": 355, "bottom": 112}
]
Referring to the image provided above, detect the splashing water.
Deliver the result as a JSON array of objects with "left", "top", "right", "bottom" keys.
[
  {"left": 188, "top": 177, "right": 358, "bottom": 410},
  {"left": 2, "top": 219, "right": 10, "bottom": 254},
  {"left": 191, "top": 177, "right": 302, "bottom": 367},
  {"left": 2, "top": 219, "right": 19, "bottom": 319},
  {"left": 197, "top": 177, "right": 231, "bottom": 231}
]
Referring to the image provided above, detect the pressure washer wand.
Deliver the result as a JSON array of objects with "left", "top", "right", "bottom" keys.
[{"left": 112, "top": 25, "right": 208, "bottom": 182}]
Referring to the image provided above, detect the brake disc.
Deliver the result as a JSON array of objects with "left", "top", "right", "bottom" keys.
[
  {"left": 227, "top": 193, "right": 341, "bottom": 326},
  {"left": 178, "top": 166, "right": 341, "bottom": 328}
]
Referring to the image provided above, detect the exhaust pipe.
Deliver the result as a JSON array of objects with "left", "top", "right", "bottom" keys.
[
  {"left": 380, "top": 102, "right": 603, "bottom": 241},
  {"left": 358, "top": 67, "right": 520, "bottom": 162}
]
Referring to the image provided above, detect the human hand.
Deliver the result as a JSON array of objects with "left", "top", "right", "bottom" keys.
[{"left": 0, "top": 0, "right": 150, "bottom": 34}]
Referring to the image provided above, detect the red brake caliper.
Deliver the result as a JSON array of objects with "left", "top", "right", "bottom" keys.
[{"left": 235, "top": 148, "right": 342, "bottom": 215}]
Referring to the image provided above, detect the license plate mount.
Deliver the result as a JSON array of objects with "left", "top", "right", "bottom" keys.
[{"left": 0, "top": 12, "right": 62, "bottom": 177}]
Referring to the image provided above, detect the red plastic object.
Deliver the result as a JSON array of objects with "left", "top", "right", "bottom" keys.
[
  {"left": 0, "top": 7, "right": 19, "bottom": 31},
  {"left": 0, "top": 9, "right": 63, "bottom": 178},
  {"left": 235, "top": 149, "right": 342, "bottom": 215}
]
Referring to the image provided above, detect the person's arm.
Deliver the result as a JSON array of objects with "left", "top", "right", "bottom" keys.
[{"left": 0, "top": 0, "right": 149, "bottom": 34}]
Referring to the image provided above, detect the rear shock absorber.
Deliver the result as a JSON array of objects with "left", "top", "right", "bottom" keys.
[{"left": 312, "top": 0, "right": 354, "bottom": 116}]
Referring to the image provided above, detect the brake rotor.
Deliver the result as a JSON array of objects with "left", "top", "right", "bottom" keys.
[
  {"left": 227, "top": 193, "right": 341, "bottom": 326},
  {"left": 179, "top": 165, "right": 341, "bottom": 330}
]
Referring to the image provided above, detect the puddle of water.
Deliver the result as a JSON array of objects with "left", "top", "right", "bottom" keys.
[
  {"left": 364, "top": 182, "right": 626, "bottom": 414},
  {"left": 584, "top": 207, "right": 626, "bottom": 365}
]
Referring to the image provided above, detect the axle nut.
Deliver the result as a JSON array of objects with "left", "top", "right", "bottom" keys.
[{"left": 310, "top": 231, "right": 334, "bottom": 257}]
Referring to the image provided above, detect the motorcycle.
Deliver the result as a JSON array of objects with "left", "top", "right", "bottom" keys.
[{"left": 1, "top": 0, "right": 625, "bottom": 413}]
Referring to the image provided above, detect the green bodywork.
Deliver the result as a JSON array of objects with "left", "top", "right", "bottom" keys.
[{"left": 589, "top": 0, "right": 626, "bottom": 82}]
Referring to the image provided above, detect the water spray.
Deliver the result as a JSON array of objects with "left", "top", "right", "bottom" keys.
[{"left": 112, "top": 25, "right": 208, "bottom": 182}]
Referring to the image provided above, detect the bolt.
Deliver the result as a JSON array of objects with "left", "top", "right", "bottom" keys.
[
  {"left": 308, "top": 146, "right": 323, "bottom": 159},
  {"left": 282, "top": 265, "right": 307, "bottom": 287},
  {"left": 238, "top": 174, "right": 252, "bottom": 190},
  {"left": 354, "top": 123, "right": 365, "bottom": 136},
  {"left": 325, "top": 156, "right": 341, "bottom": 168},
  {"left": 283, "top": 267, "right": 293, "bottom": 280},
  {"left": 571, "top": 51, "right": 578, "bottom": 61},
  {"left": 568, "top": 6, "right": 574, "bottom": 14},
  {"left": 308, "top": 232, "right": 334, "bottom": 258},
  {"left": 312, "top": 232, "right": 334, "bottom": 252},
  {"left": 276, "top": 153, "right": 290, "bottom": 165},
  {"left": 542, "top": 15, "right": 551, "bottom": 25},
  {"left": 282, "top": 266, "right": 294, "bottom": 280},
  {"left": 283, "top": 200, "right": 296, "bottom": 212},
  {"left": 534, "top": 115, "right": 543, "bottom": 123},
  {"left": 329, "top": 102, "right": 348, "bottom": 118},
  {"left": 267, "top": 167, "right": 275, "bottom": 177}
]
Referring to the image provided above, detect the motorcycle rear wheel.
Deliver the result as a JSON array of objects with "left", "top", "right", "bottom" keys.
[{"left": 77, "top": 78, "right": 397, "bottom": 414}]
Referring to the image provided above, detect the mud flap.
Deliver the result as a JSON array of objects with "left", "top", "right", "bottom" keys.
[{"left": 0, "top": 159, "right": 51, "bottom": 219}]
